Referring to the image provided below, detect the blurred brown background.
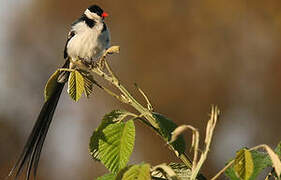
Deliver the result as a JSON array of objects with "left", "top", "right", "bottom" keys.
[{"left": 1, "top": 0, "right": 281, "bottom": 179}]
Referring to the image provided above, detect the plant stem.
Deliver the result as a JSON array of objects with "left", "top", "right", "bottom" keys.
[
  {"left": 72, "top": 50, "right": 192, "bottom": 169},
  {"left": 190, "top": 106, "right": 219, "bottom": 180},
  {"left": 210, "top": 160, "right": 234, "bottom": 180}
]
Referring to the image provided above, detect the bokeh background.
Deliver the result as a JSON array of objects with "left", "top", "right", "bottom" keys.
[{"left": 1, "top": 0, "right": 281, "bottom": 179}]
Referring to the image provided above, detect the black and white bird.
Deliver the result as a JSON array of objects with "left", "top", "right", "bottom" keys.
[{"left": 9, "top": 4, "right": 110, "bottom": 180}]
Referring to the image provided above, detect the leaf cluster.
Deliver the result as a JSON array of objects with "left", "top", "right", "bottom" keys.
[{"left": 43, "top": 46, "right": 281, "bottom": 180}]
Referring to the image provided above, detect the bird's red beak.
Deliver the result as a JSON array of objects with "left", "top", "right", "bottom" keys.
[{"left": 102, "top": 12, "right": 109, "bottom": 18}]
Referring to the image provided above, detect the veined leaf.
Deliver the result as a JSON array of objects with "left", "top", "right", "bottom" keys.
[
  {"left": 67, "top": 70, "right": 85, "bottom": 102},
  {"left": 82, "top": 73, "right": 100, "bottom": 98},
  {"left": 225, "top": 161, "right": 240, "bottom": 180},
  {"left": 152, "top": 163, "right": 179, "bottom": 180},
  {"left": 168, "top": 163, "right": 192, "bottom": 179},
  {"left": 225, "top": 150, "right": 272, "bottom": 180},
  {"left": 89, "top": 110, "right": 133, "bottom": 161},
  {"left": 248, "top": 151, "right": 271, "bottom": 179},
  {"left": 122, "top": 163, "right": 151, "bottom": 180},
  {"left": 152, "top": 113, "right": 186, "bottom": 155},
  {"left": 44, "top": 70, "right": 60, "bottom": 101},
  {"left": 151, "top": 163, "right": 197, "bottom": 180},
  {"left": 234, "top": 148, "right": 254, "bottom": 180},
  {"left": 98, "top": 119, "right": 135, "bottom": 173},
  {"left": 83, "top": 74, "right": 94, "bottom": 98},
  {"left": 96, "top": 173, "right": 116, "bottom": 180}
]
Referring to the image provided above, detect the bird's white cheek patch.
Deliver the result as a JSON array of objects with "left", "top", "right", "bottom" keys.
[{"left": 84, "top": 9, "right": 101, "bottom": 20}]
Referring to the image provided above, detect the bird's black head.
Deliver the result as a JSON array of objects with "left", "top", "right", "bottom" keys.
[
  {"left": 88, "top": 5, "right": 104, "bottom": 17},
  {"left": 85, "top": 5, "right": 108, "bottom": 20}
]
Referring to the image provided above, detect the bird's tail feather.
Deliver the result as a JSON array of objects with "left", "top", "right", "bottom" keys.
[{"left": 9, "top": 61, "right": 69, "bottom": 180}]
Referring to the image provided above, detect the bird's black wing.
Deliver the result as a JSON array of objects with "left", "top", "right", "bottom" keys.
[{"left": 64, "top": 30, "right": 76, "bottom": 59}]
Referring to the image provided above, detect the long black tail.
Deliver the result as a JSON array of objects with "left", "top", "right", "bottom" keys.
[{"left": 9, "top": 61, "right": 69, "bottom": 180}]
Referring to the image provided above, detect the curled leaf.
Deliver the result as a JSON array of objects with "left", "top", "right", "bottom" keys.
[
  {"left": 44, "top": 70, "right": 60, "bottom": 101},
  {"left": 153, "top": 113, "right": 186, "bottom": 155},
  {"left": 106, "top": 46, "right": 120, "bottom": 54},
  {"left": 170, "top": 125, "right": 197, "bottom": 143}
]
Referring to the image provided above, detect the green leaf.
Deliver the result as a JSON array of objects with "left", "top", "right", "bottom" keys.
[
  {"left": 234, "top": 148, "right": 254, "bottom": 180},
  {"left": 248, "top": 150, "right": 271, "bottom": 179},
  {"left": 116, "top": 166, "right": 132, "bottom": 180},
  {"left": 168, "top": 163, "right": 192, "bottom": 179},
  {"left": 226, "top": 149, "right": 271, "bottom": 180},
  {"left": 151, "top": 163, "right": 179, "bottom": 180},
  {"left": 96, "top": 173, "right": 116, "bottom": 180},
  {"left": 122, "top": 163, "right": 151, "bottom": 180},
  {"left": 82, "top": 73, "right": 100, "bottom": 98},
  {"left": 44, "top": 70, "right": 60, "bottom": 101},
  {"left": 83, "top": 74, "right": 94, "bottom": 98},
  {"left": 67, "top": 70, "right": 85, "bottom": 102},
  {"left": 99, "top": 119, "right": 135, "bottom": 173},
  {"left": 152, "top": 113, "right": 186, "bottom": 155},
  {"left": 89, "top": 110, "right": 133, "bottom": 161},
  {"left": 225, "top": 162, "right": 240, "bottom": 180},
  {"left": 151, "top": 163, "right": 204, "bottom": 180}
]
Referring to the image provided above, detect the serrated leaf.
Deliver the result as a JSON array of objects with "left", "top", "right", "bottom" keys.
[
  {"left": 225, "top": 162, "right": 240, "bottom": 180},
  {"left": 96, "top": 173, "right": 116, "bottom": 180},
  {"left": 116, "top": 166, "right": 132, "bottom": 180},
  {"left": 122, "top": 163, "right": 151, "bottom": 180},
  {"left": 168, "top": 163, "right": 192, "bottom": 179},
  {"left": 89, "top": 110, "right": 132, "bottom": 161},
  {"left": 234, "top": 148, "right": 254, "bottom": 180},
  {"left": 67, "top": 70, "right": 85, "bottom": 102},
  {"left": 83, "top": 74, "right": 94, "bottom": 98},
  {"left": 248, "top": 150, "right": 271, "bottom": 179},
  {"left": 151, "top": 163, "right": 196, "bottom": 180},
  {"left": 99, "top": 120, "right": 135, "bottom": 173},
  {"left": 225, "top": 150, "right": 272, "bottom": 180},
  {"left": 44, "top": 70, "right": 60, "bottom": 101},
  {"left": 152, "top": 113, "right": 186, "bottom": 155},
  {"left": 152, "top": 163, "right": 179, "bottom": 180}
]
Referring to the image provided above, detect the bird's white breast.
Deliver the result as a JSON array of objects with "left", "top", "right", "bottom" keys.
[{"left": 67, "top": 21, "right": 107, "bottom": 61}]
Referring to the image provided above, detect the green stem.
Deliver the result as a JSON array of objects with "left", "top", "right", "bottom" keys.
[{"left": 73, "top": 53, "right": 192, "bottom": 169}]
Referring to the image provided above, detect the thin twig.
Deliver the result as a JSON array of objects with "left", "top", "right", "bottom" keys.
[
  {"left": 104, "top": 59, "right": 115, "bottom": 79},
  {"left": 102, "top": 87, "right": 128, "bottom": 104},
  {"left": 58, "top": 68, "right": 75, "bottom": 72},
  {"left": 134, "top": 83, "right": 153, "bottom": 111},
  {"left": 190, "top": 106, "right": 220, "bottom": 180},
  {"left": 72, "top": 46, "right": 193, "bottom": 169},
  {"left": 210, "top": 160, "right": 234, "bottom": 180}
]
